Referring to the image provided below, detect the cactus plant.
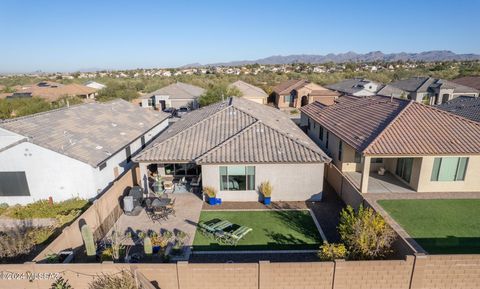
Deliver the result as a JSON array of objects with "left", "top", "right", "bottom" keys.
[
  {"left": 81, "top": 224, "right": 96, "bottom": 256},
  {"left": 144, "top": 236, "right": 152, "bottom": 255}
]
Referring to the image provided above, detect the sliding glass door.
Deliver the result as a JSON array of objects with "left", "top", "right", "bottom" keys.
[{"left": 396, "top": 158, "right": 413, "bottom": 183}]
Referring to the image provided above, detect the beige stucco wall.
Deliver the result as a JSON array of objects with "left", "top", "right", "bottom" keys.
[
  {"left": 201, "top": 163, "right": 325, "bottom": 201},
  {"left": 415, "top": 155, "right": 480, "bottom": 192}
]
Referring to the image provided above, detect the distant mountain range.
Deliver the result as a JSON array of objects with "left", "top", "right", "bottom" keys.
[{"left": 181, "top": 50, "right": 480, "bottom": 67}]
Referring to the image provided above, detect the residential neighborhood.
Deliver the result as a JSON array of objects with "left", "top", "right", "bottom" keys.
[{"left": 1, "top": 1, "right": 480, "bottom": 289}]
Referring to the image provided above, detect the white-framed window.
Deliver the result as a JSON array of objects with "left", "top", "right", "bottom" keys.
[
  {"left": 431, "top": 157, "right": 468, "bottom": 181},
  {"left": 219, "top": 166, "right": 255, "bottom": 191}
]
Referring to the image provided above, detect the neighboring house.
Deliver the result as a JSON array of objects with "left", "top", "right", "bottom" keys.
[
  {"left": 384, "top": 77, "right": 479, "bottom": 105},
  {"left": 271, "top": 79, "right": 340, "bottom": 109},
  {"left": 229, "top": 80, "right": 268, "bottom": 104},
  {"left": 326, "top": 78, "right": 382, "bottom": 97},
  {"left": 300, "top": 95, "right": 480, "bottom": 194},
  {"left": 437, "top": 96, "right": 480, "bottom": 122},
  {"left": 452, "top": 76, "right": 480, "bottom": 90},
  {"left": 8, "top": 81, "right": 98, "bottom": 102},
  {"left": 134, "top": 97, "right": 330, "bottom": 201},
  {"left": 0, "top": 99, "right": 169, "bottom": 205},
  {"left": 138, "top": 82, "right": 205, "bottom": 110},
  {"left": 84, "top": 81, "right": 107, "bottom": 90}
]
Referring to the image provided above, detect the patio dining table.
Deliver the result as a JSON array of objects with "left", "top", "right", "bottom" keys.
[{"left": 151, "top": 198, "right": 171, "bottom": 209}]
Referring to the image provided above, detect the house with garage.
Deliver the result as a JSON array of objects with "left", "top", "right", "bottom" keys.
[
  {"left": 229, "top": 80, "right": 268, "bottom": 104},
  {"left": 300, "top": 95, "right": 480, "bottom": 194},
  {"left": 134, "top": 97, "right": 330, "bottom": 201},
  {"left": 0, "top": 99, "right": 169, "bottom": 205},
  {"left": 326, "top": 78, "right": 383, "bottom": 97},
  {"left": 270, "top": 79, "right": 340, "bottom": 109},
  {"left": 381, "top": 77, "right": 479, "bottom": 105},
  {"left": 138, "top": 82, "right": 205, "bottom": 110}
]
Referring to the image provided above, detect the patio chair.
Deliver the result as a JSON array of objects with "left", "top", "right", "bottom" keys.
[
  {"left": 222, "top": 226, "right": 252, "bottom": 246},
  {"left": 198, "top": 219, "right": 223, "bottom": 237},
  {"left": 165, "top": 198, "right": 176, "bottom": 216}
]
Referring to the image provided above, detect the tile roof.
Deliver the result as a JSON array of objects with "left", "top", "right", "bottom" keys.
[
  {"left": 229, "top": 80, "right": 268, "bottom": 99},
  {"left": 301, "top": 95, "right": 480, "bottom": 156},
  {"left": 437, "top": 96, "right": 480, "bottom": 123},
  {"left": 272, "top": 79, "right": 309, "bottom": 95},
  {"left": 141, "top": 82, "right": 205, "bottom": 100},
  {"left": 452, "top": 76, "right": 480, "bottom": 90},
  {"left": 0, "top": 99, "right": 169, "bottom": 167},
  {"left": 134, "top": 97, "right": 330, "bottom": 164},
  {"left": 11, "top": 82, "right": 97, "bottom": 102},
  {"left": 326, "top": 78, "right": 381, "bottom": 95},
  {"left": 301, "top": 96, "right": 407, "bottom": 152},
  {"left": 389, "top": 77, "right": 479, "bottom": 94}
]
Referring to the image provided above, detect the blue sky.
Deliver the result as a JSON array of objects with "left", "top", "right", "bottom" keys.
[{"left": 0, "top": 0, "right": 479, "bottom": 72}]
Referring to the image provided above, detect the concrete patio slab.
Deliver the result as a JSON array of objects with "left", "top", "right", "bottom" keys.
[
  {"left": 345, "top": 171, "right": 415, "bottom": 193},
  {"left": 107, "top": 192, "right": 203, "bottom": 259}
]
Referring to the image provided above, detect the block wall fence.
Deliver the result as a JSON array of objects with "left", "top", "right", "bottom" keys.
[{"left": 1, "top": 255, "right": 480, "bottom": 289}]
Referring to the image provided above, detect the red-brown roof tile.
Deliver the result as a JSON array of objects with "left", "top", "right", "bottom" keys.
[{"left": 301, "top": 95, "right": 480, "bottom": 156}]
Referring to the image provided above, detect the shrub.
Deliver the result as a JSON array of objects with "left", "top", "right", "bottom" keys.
[
  {"left": 318, "top": 241, "right": 347, "bottom": 261},
  {"left": 51, "top": 277, "right": 72, "bottom": 289},
  {"left": 2, "top": 198, "right": 88, "bottom": 222},
  {"left": 338, "top": 205, "right": 395, "bottom": 260},
  {"left": 259, "top": 181, "right": 273, "bottom": 197},
  {"left": 0, "top": 228, "right": 36, "bottom": 259},
  {"left": 88, "top": 270, "right": 136, "bottom": 289}
]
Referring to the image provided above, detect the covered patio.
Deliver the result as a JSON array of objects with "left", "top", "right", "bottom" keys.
[{"left": 344, "top": 171, "right": 415, "bottom": 194}]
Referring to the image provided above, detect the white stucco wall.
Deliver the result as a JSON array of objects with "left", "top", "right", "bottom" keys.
[
  {"left": 201, "top": 163, "right": 325, "bottom": 201},
  {"left": 0, "top": 142, "right": 97, "bottom": 205},
  {"left": 0, "top": 119, "right": 168, "bottom": 205}
]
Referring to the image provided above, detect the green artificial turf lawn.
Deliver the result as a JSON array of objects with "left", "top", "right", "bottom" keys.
[
  {"left": 378, "top": 199, "right": 480, "bottom": 254},
  {"left": 192, "top": 210, "right": 322, "bottom": 251}
]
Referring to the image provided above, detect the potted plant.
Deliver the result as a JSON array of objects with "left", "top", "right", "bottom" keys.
[
  {"left": 260, "top": 181, "right": 272, "bottom": 205},
  {"left": 203, "top": 186, "right": 217, "bottom": 205}
]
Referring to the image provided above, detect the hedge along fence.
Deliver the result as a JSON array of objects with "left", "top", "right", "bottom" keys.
[
  {"left": 33, "top": 166, "right": 140, "bottom": 262},
  {"left": 2, "top": 255, "right": 480, "bottom": 289}
]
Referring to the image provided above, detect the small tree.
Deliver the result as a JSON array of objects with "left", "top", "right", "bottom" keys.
[
  {"left": 198, "top": 83, "right": 242, "bottom": 106},
  {"left": 338, "top": 205, "right": 395, "bottom": 260}
]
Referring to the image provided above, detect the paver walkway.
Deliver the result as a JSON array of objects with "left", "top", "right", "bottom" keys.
[{"left": 108, "top": 192, "right": 203, "bottom": 259}]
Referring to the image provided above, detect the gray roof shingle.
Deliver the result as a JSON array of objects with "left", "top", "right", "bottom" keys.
[
  {"left": 134, "top": 97, "right": 330, "bottom": 164},
  {"left": 0, "top": 99, "right": 169, "bottom": 167},
  {"left": 326, "top": 78, "right": 381, "bottom": 95},
  {"left": 142, "top": 82, "right": 205, "bottom": 100},
  {"left": 437, "top": 96, "right": 480, "bottom": 123}
]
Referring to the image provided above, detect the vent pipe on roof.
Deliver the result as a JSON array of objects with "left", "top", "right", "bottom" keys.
[{"left": 390, "top": 93, "right": 393, "bottom": 102}]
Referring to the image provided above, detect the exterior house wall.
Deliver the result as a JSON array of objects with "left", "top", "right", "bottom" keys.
[
  {"left": 274, "top": 92, "right": 291, "bottom": 109},
  {"left": 415, "top": 155, "right": 480, "bottom": 192},
  {"left": 201, "top": 163, "right": 325, "bottom": 201},
  {"left": 0, "top": 142, "right": 97, "bottom": 205}
]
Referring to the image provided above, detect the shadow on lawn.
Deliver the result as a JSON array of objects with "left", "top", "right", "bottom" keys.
[
  {"left": 414, "top": 236, "right": 480, "bottom": 254},
  {"left": 269, "top": 203, "right": 322, "bottom": 243},
  {"left": 263, "top": 229, "right": 308, "bottom": 245}
]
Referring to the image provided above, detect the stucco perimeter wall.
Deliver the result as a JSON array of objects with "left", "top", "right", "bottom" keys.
[
  {"left": 259, "top": 261, "right": 334, "bottom": 289},
  {"left": 2, "top": 255, "right": 480, "bottom": 289},
  {"left": 33, "top": 167, "right": 140, "bottom": 262},
  {"left": 202, "top": 163, "right": 325, "bottom": 201},
  {"left": 333, "top": 257, "right": 415, "bottom": 289}
]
